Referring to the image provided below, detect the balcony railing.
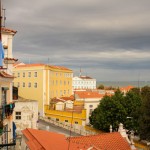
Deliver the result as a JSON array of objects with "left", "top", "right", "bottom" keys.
[
  {"left": 0, "top": 121, "right": 3, "bottom": 135},
  {"left": 4, "top": 103, "right": 15, "bottom": 118}
]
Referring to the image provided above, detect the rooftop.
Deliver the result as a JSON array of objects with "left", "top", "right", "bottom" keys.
[{"left": 75, "top": 91, "right": 104, "bottom": 99}]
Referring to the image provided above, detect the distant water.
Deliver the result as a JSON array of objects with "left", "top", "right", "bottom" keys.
[{"left": 97, "top": 81, "right": 150, "bottom": 88}]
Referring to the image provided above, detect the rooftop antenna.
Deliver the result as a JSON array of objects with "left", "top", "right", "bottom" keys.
[
  {"left": 0, "top": 0, "right": 2, "bottom": 41},
  {"left": 48, "top": 58, "right": 50, "bottom": 65},
  {"left": 79, "top": 67, "right": 81, "bottom": 77},
  {"left": 0, "top": 0, "right": 5, "bottom": 67},
  {"left": 2, "top": 8, "right": 6, "bottom": 27}
]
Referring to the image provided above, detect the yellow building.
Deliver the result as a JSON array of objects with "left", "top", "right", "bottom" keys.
[
  {"left": 13, "top": 64, "right": 73, "bottom": 116},
  {"left": 44, "top": 96, "right": 86, "bottom": 126},
  {"left": 44, "top": 105, "right": 86, "bottom": 126}
]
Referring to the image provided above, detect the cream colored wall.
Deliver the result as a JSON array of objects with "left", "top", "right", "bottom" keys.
[
  {"left": 13, "top": 65, "right": 73, "bottom": 116},
  {"left": 13, "top": 101, "right": 38, "bottom": 130},
  {"left": 49, "top": 69, "right": 73, "bottom": 98},
  {"left": 2, "top": 32, "right": 14, "bottom": 75},
  {"left": 84, "top": 98, "right": 101, "bottom": 124},
  {"left": 0, "top": 31, "right": 15, "bottom": 143},
  {"left": 13, "top": 66, "right": 45, "bottom": 115}
]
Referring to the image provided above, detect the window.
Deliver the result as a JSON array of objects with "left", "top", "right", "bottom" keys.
[
  {"left": 23, "top": 82, "right": 25, "bottom": 87},
  {"left": 23, "top": 72, "right": 25, "bottom": 77},
  {"left": 34, "top": 72, "right": 37, "bottom": 77},
  {"left": 75, "top": 121, "right": 78, "bottom": 124},
  {"left": 16, "top": 112, "right": 21, "bottom": 120},
  {"left": 56, "top": 118, "right": 59, "bottom": 121},
  {"left": 60, "top": 90, "right": 62, "bottom": 96},
  {"left": 1, "top": 88, "right": 7, "bottom": 105},
  {"left": 28, "top": 72, "right": 31, "bottom": 77},
  {"left": 64, "top": 90, "right": 66, "bottom": 95},
  {"left": 18, "top": 73, "right": 20, "bottom": 77},
  {"left": 89, "top": 105, "right": 93, "bottom": 108},
  {"left": 89, "top": 109, "right": 93, "bottom": 115},
  {"left": 17, "top": 82, "right": 20, "bottom": 87},
  {"left": 28, "top": 82, "right": 31, "bottom": 88},
  {"left": 34, "top": 83, "right": 37, "bottom": 88},
  {"left": 65, "top": 120, "right": 68, "bottom": 122}
]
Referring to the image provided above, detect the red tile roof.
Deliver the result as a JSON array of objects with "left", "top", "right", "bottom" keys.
[
  {"left": 0, "top": 71, "right": 14, "bottom": 78},
  {"left": 15, "top": 63, "right": 45, "bottom": 68},
  {"left": 4, "top": 57, "right": 18, "bottom": 61},
  {"left": 75, "top": 91, "right": 104, "bottom": 99},
  {"left": 49, "top": 65, "right": 72, "bottom": 71},
  {"left": 22, "top": 128, "right": 97, "bottom": 150},
  {"left": 120, "top": 86, "right": 134, "bottom": 92},
  {"left": 79, "top": 76, "right": 93, "bottom": 79},
  {"left": 15, "top": 63, "right": 72, "bottom": 71},
  {"left": 2, "top": 27, "right": 17, "bottom": 34},
  {"left": 22, "top": 128, "right": 68, "bottom": 150},
  {"left": 68, "top": 132, "right": 131, "bottom": 150}
]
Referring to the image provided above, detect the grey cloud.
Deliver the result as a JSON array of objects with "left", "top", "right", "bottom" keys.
[{"left": 3, "top": 0, "right": 150, "bottom": 80}]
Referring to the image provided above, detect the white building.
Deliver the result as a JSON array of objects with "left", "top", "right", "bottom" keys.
[
  {"left": 73, "top": 76, "right": 96, "bottom": 90},
  {"left": 13, "top": 97, "right": 38, "bottom": 130},
  {"left": 75, "top": 91, "right": 103, "bottom": 124}
]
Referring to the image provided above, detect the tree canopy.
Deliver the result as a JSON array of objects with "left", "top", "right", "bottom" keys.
[
  {"left": 138, "top": 86, "right": 150, "bottom": 141},
  {"left": 89, "top": 89, "right": 141, "bottom": 133}
]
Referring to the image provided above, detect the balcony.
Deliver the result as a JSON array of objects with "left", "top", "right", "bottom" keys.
[
  {"left": 0, "top": 121, "right": 3, "bottom": 135},
  {"left": 4, "top": 103, "right": 15, "bottom": 118}
]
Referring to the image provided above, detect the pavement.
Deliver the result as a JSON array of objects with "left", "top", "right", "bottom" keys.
[{"left": 38, "top": 119, "right": 81, "bottom": 137}]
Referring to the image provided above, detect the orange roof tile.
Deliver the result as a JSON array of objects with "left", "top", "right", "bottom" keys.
[
  {"left": 22, "top": 128, "right": 68, "bottom": 150},
  {"left": 15, "top": 63, "right": 45, "bottom": 68},
  {"left": 68, "top": 132, "right": 131, "bottom": 150},
  {"left": 0, "top": 71, "right": 14, "bottom": 78},
  {"left": 49, "top": 65, "right": 72, "bottom": 71},
  {"left": 120, "top": 85, "right": 134, "bottom": 92},
  {"left": 15, "top": 63, "right": 72, "bottom": 71},
  {"left": 79, "top": 76, "right": 93, "bottom": 79},
  {"left": 22, "top": 128, "right": 97, "bottom": 150},
  {"left": 2, "top": 27, "right": 17, "bottom": 34},
  {"left": 75, "top": 91, "right": 104, "bottom": 99}
]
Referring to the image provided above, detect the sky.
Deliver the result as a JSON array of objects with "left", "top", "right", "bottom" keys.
[{"left": 3, "top": 0, "right": 150, "bottom": 81}]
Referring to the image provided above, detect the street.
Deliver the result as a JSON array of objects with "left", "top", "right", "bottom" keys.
[{"left": 38, "top": 119, "right": 81, "bottom": 137}]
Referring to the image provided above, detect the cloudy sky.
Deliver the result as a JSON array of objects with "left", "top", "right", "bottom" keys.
[{"left": 3, "top": 0, "right": 150, "bottom": 81}]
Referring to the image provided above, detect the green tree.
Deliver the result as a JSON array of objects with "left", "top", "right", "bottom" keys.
[
  {"left": 97, "top": 84, "right": 104, "bottom": 89},
  {"left": 90, "top": 90, "right": 127, "bottom": 132},
  {"left": 123, "top": 90, "right": 141, "bottom": 131},
  {"left": 90, "top": 89, "right": 141, "bottom": 132},
  {"left": 139, "top": 86, "right": 150, "bottom": 140}
]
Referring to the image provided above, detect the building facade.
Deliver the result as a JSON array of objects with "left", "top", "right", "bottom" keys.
[
  {"left": 13, "top": 64, "right": 73, "bottom": 116},
  {"left": 0, "top": 27, "right": 17, "bottom": 147},
  {"left": 75, "top": 91, "right": 103, "bottom": 124},
  {"left": 13, "top": 97, "right": 38, "bottom": 131},
  {"left": 73, "top": 76, "right": 96, "bottom": 90}
]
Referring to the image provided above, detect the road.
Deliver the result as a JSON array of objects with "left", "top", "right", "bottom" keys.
[{"left": 38, "top": 119, "right": 81, "bottom": 137}]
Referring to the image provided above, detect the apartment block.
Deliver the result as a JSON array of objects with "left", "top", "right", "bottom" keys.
[{"left": 13, "top": 64, "right": 73, "bottom": 116}]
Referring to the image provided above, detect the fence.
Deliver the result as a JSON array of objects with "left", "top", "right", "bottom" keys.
[{"left": 39, "top": 116, "right": 97, "bottom": 136}]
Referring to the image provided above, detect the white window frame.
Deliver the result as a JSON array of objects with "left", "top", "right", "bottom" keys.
[
  {"left": 28, "top": 82, "right": 31, "bottom": 88},
  {"left": 23, "top": 82, "right": 25, "bottom": 87},
  {"left": 15, "top": 112, "right": 21, "bottom": 120},
  {"left": 34, "top": 83, "right": 37, "bottom": 88},
  {"left": 34, "top": 72, "right": 37, "bottom": 77},
  {"left": 23, "top": 72, "right": 25, "bottom": 77},
  {"left": 28, "top": 72, "right": 31, "bottom": 77}
]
